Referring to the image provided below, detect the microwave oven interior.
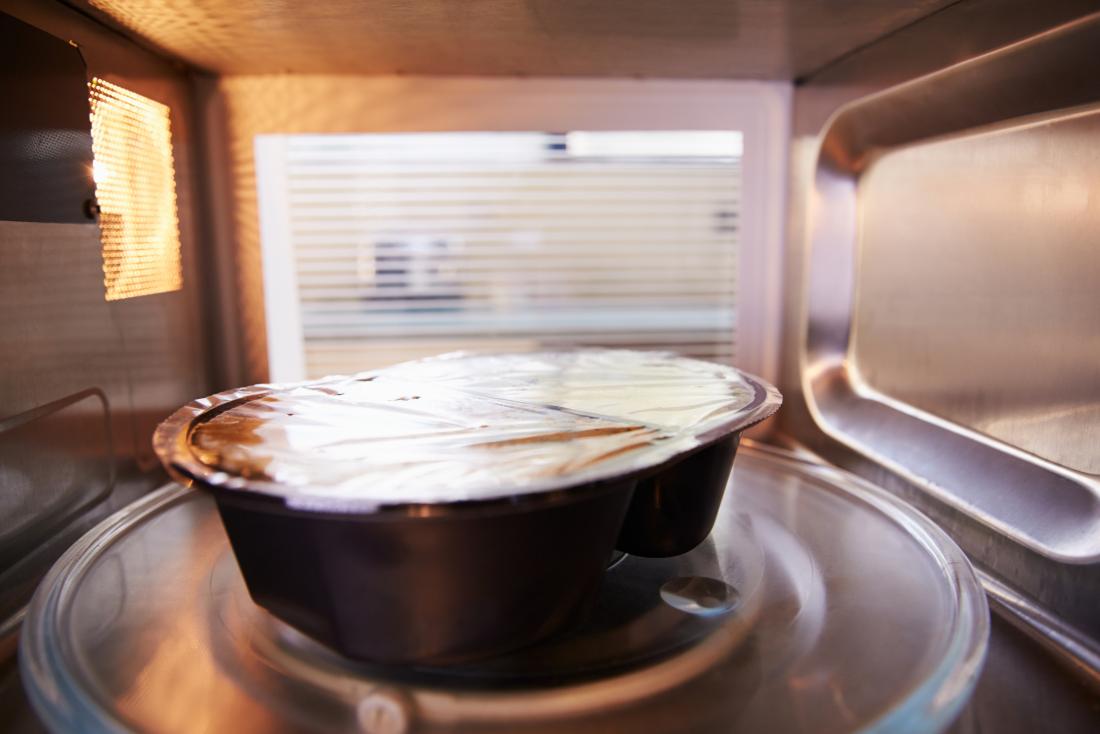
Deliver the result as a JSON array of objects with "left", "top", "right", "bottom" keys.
[{"left": 1, "top": 0, "right": 1099, "bottom": 732}]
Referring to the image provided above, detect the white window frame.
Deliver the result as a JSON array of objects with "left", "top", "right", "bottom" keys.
[{"left": 255, "top": 78, "right": 791, "bottom": 383}]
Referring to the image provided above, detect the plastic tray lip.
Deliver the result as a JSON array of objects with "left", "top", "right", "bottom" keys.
[{"left": 152, "top": 355, "right": 782, "bottom": 517}]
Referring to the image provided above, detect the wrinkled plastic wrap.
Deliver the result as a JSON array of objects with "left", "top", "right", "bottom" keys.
[{"left": 156, "top": 350, "right": 781, "bottom": 512}]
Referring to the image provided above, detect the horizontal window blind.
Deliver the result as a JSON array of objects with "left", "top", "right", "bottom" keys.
[{"left": 260, "top": 132, "right": 741, "bottom": 379}]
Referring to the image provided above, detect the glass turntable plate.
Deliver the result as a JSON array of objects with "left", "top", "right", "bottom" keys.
[{"left": 20, "top": 444, "right": 988, "bottom": 733}]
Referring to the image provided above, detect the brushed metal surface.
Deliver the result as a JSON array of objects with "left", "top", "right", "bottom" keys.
[
  {"left": 853, "top": 109, "right": 1100, "bottom": 475},
  {"left": 782, "top": 6, "right": 1100, "bottom": 686},
  {"left": 0, "top": 1, "right": 211, "bottom": 647},
  {"left": 802, "top": 0, "right": 1100, "bottom": 88},
  {"left": 947, "top": 614, "right": 1100, "bottom": 734},
  {"left": 802, "top": 13, "right": 1100, "bottom": 558},
  {"left": 69, "top": 0, "right": 955, "bottom": 79}
]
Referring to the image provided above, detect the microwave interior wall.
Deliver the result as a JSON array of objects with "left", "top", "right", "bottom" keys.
[
  {"left": 0, "top": 0, "right": 210, "bottom": 656},
  {"left": 2, "top": 0, "right": 1099, "bottom": 731}
]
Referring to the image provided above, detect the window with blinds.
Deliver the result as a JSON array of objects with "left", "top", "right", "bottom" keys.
[{"left": 256, "top": 131, "right": 741, "bottom": 380}]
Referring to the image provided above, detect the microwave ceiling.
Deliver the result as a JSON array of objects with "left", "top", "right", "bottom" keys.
[{"left": 72, "top": 0, "right": 956, "bottom": 79}]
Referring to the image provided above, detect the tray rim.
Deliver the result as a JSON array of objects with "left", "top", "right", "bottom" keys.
[{"left": 152, "top": 351, "right": 782, "bottom": 516}]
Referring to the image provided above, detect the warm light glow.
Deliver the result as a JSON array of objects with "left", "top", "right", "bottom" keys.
[{"left": 89, "top": 78, "right": 182, "bottom": 300}]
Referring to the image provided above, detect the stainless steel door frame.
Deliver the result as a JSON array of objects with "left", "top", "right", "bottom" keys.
[{"left": 782, "top": 12, "right": 1100, "bottom": 681}]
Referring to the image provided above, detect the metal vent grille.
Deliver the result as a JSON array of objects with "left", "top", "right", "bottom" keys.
[
  {"left": 258, "top": 132, "right": 741, "bottom": 379},
  {"left": 89, "top": 78, "right": 182, "bottom": 301}
]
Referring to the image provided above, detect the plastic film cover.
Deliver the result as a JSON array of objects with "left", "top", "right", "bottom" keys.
[{"left": 154, "top": 350, "right": 781, "bottom": 512}]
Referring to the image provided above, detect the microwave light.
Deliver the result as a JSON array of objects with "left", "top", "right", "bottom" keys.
[{"left": 89, "top": 77, "right": 182, "bottom": 301}]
